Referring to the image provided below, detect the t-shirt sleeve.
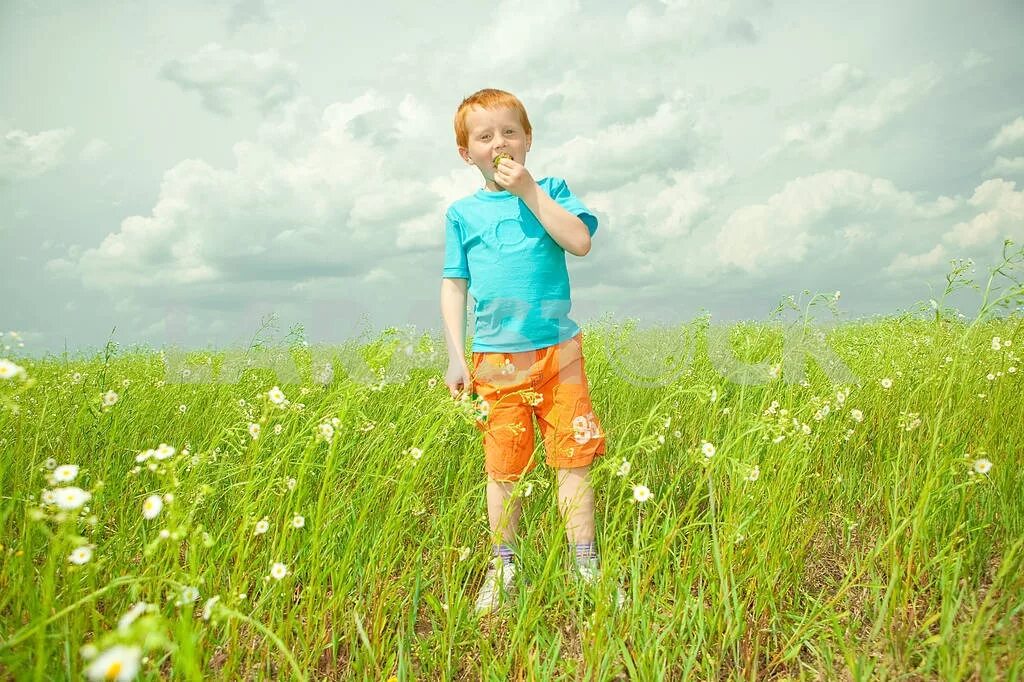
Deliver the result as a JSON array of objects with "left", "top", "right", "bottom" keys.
[
  {"left": 548, "top": 177, "right": 598, "bottom": 237},
  {"left": 442, "top": 209, "right": 470, "bottom": 279}
]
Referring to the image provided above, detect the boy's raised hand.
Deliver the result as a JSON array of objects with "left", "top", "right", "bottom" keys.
[
  {"left": 445, "top": 360, "right": 473, "bottom": 400},
  {"left": 493, "top": 156, "right": 536, "bottom": 198}
]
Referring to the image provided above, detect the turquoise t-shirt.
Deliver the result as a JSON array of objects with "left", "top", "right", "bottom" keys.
[{"left": 442, "top": 176, "right": 599, "bottom": 353}]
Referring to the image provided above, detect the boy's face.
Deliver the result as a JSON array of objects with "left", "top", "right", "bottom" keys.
[{"left": 459, "top": 105, "right": 532, "bottom": 183}]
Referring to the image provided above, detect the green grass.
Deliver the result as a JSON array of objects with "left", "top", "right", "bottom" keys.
[{"left": 2, "top": 250, "right": 1023, "bottom": 680}]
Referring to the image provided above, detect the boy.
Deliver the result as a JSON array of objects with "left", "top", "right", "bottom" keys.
[{"left": 440, "top": 88, "right": 621, "bottom": 615}]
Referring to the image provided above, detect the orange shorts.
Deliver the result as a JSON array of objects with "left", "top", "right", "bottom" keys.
[{"left": 470, "top": 331, "right": 607, "bottom": 482}]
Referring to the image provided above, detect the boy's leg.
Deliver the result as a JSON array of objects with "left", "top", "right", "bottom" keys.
[
  {"left": 556, "top": 464, "right": 595, "bottom": 544},
  {"left": 487, "top": 475, "right": 524, "bottom": 544}
]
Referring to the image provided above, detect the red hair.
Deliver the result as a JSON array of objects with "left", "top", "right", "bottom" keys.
[{"left": 454, "top": 88, "right": 533, "bottom": 150}]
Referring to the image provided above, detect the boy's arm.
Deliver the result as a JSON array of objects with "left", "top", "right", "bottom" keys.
[
  {"left": 440, "top": 277, "right": 469, "bottom": 365},
  {"left": 521, "top": 183, "right": 592, "bottom": 257}
]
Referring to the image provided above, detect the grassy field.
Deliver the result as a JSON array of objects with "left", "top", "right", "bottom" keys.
[{"left": 1, "top": 258, "right": 1023, "bottom": 679}]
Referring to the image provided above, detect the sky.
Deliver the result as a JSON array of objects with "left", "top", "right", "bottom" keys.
[{"left": 2, "top": 0, "right": 1023, "bottom": 358}]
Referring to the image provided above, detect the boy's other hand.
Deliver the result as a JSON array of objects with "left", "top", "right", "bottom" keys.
[
  {"left": 445, "top": 360, "right": 473, "bottom": 400},
  {"left": 493, "top": 157, "right": 536, "bottom": 198}
]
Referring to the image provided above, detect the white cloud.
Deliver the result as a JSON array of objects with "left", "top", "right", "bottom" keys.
[
  {"left": 988, "top": 116, "right": 1024, "bottom": 151},
  {"left": 587, "top": 166, "right": 731, "bottom": 246},
  {"left": 943, "top": 179, "right": 1024, "bottom": 248},
  {"left": 985, "top": 156, "right": 1024, "bottom": 177},
  {"left": 538, "top": 91, "right": 711, "bottom": 192},
  {"left": 226, "top": 0, "right": 271, "bottom": 32},
  {"left": 770, "top": 65, "right": 942, "bottom": 159},
  {"left": 65, "top": 92, "right": 451, "bottom": 304},
  {"left": 159, "top": 43, "right": 299, "bottom": 116},
  {"left": 885, "top": 243, "right": 947, "bottom": 275},
  {"left": 818, "top": 63, "right": 868, "bottom": 99},
  {"left": 714, "top": 169, "right": 956, "bottom": 273},
  {"left": 960, "top": 49, "right": 992, "bottom": 72},
  {"left": 0, "top": 127, "right": 75, "bottom": 182},
  {"left": 79, "top": 138, "right": 111, "bottom": 163}
]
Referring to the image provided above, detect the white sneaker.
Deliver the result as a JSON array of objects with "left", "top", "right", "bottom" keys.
[
  {"left": 474, "top": 557, "right": 517, "bottom": 616},
  {"left": 575, "top": 558, "right": 626, "bottom": 608}
]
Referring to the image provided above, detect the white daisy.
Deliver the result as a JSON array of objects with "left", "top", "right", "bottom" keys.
[
  {"left": 117, "top": 601, "right": 149, "bottom": 631},
  {"left": 973, "top": 458, "right": 992, "bottom": 475},
  {"left": 0, "top": 359, "right": 26, "bottom": 380},
  {"left": 268, "top": 386, "right": 286, "bottom": 404},
  {"left": 85, "top": 645, "right": 141, "bottom": 682},
  {"left": 154, "top": 443, "right": 175, "bottom": 460},
  {"left": 850, "top": 409, "right": 864, "bottom": 423},
  {"left": 991, "top": 336, "right": 1002, "bottom": 351},
  {"left": 631, "top": 484, "right": 653, "bottom": 503},
  {"left": 54, "top": 486, "right": 91, "bottom": 510},
  {"left": 142, "top": 494, "right": 163, "bottom": 520},
  {"left": 291, "top": 514, "right": 305, "bottom": 529},
  {"left": 53, "top": 464, "right": 79, "bottom": 483},
  {"left": 701, "top": 441, "right": 716, "bottom": 458},
  {"left": 69, "top": 545, "right": 93, "bottom": 565},
  {"left": 318, "top": 422, "right": 334, "bottom": 441},
  {"left": 202, "top": 595, "right": 221, "bottom": 621},
  {"left": 880, "top": 378, "right": 893, "bottom": 390},
  {"left": 102, "top": 390, "right": 119, "bottom": 406},
  {"left": 176, "top": 586, "right": 199, "bottom": 606},
  {"left": 248, "top": 423, "right": 261, "bottom": 440},
  {"left": 270, "top": 562, "right": 289, "bottom": 580},
  {"left": 254, "top": 519, "right": 269, "bottom": 535}
]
